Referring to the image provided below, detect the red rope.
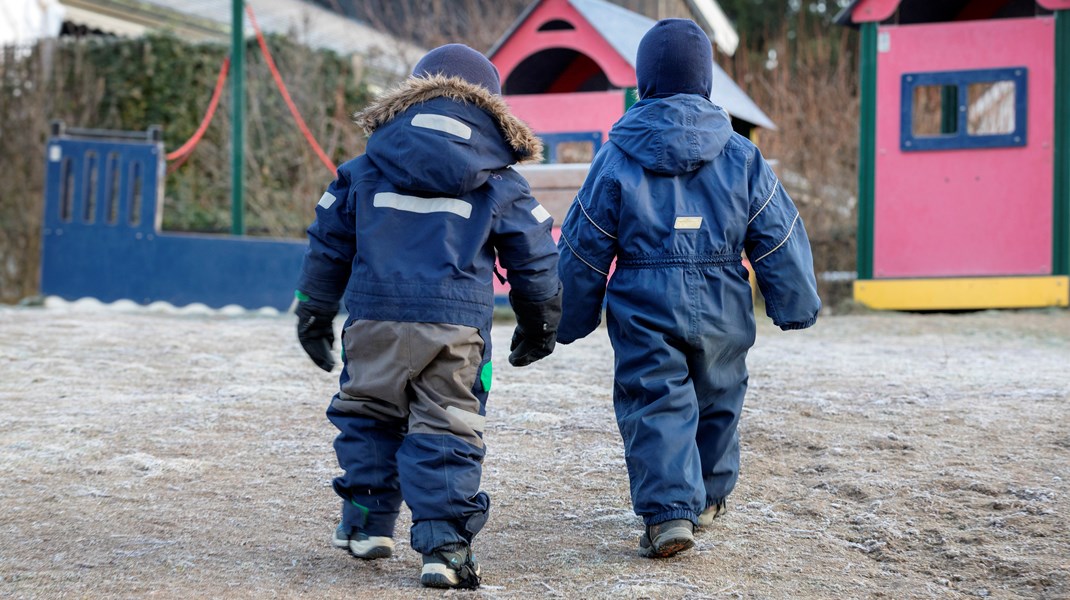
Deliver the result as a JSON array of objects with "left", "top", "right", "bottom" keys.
[
  {"left": 166, "top": 148, "right": 193, "bottom": 175},
  {"left": 245, "top": 3, "right": 338, "bottom": 175},
  {"left": 166, "top": 57, "right": 231, "bottom": 162}
]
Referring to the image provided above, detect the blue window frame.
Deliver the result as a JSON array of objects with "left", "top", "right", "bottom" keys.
[
  {"left": 900, "top": 67, "right": 1027, "bottom": 152},
  {"left": 539, "top": 131, "right": 602, "bottom": 163}
]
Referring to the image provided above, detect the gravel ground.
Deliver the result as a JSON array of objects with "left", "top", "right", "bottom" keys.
[{"left": 0, "top": 302, "right": 1068, "bottom": 599}]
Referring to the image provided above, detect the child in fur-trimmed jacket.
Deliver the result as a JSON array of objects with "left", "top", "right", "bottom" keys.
[{"left": 293, "top": 44, "right": 561, "bottom": 589}]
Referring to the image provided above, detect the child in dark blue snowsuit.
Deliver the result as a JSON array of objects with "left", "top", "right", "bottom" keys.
[
  {"left": 556, "top": 20, "right": 821, "bottom": 558},
  {"left": 293, "top": 44, "right": 562, "bottom": 588}
]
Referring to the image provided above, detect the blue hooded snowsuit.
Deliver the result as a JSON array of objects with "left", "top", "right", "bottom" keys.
[
  {"left": 557, "top": 93, "right": 820, "bottom": 526},
  {"left": 297, "top": 74, "right": 559, "bottom": 554}
]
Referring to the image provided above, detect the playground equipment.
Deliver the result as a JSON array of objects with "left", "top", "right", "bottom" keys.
[
  {"left": 839, "top": 0, "right": 1070, "bottom": 310},
  {"left": 40, "top": 122, "right": 307, "bottom": 310},
  {"left": 488, "top": 0, "right": 775, "bottom": 162}
]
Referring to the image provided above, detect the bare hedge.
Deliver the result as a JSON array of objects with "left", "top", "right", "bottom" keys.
[{"left": 0, "top": 34, "right": 370, "bottom": 304}]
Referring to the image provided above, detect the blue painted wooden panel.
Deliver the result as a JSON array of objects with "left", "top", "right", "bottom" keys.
[{"left": 41, "top": 134, "right": 308, "bottom": 310}]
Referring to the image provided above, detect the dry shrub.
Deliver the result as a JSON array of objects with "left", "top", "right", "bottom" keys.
[
  {"left": 725, "top": 15, "right": 860, "bottom": 309},
  {"left": 0, "top": 35, "right": 369, "bottom": 304}
]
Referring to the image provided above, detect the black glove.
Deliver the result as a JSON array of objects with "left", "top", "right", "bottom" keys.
[
  {"left": 295, "top": 302, "right": 337, "bottom": 372},
  {"left": 508, "top": 285, "right": 563, "bottom": 367}
]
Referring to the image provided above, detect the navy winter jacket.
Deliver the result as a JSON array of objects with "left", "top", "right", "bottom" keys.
[
  {"left": 558, "top": 94, "right": 821, "bottom": 343},
  {"left": 297, "top": 76, "right": 560, "bottom": 329}
]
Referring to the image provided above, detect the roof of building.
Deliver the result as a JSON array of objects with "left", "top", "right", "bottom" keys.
[
  {"left": 834, "top": 0, "right": 1054, "bottom": 26},
  {"left": 489, "top": 0, "right": 775, "bottom": 129},
  {"left": 58, "top": 0, "right": 423, "bottom": 78},
  {"left": 683, "top": 0, "right": 739, "bottom": 56}
]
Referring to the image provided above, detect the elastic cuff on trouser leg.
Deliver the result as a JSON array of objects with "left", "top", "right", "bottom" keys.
[
  {"left": 340, "top": 496, "right": 400, "bottom": 538},
  {"left": 410, "top": 494, "right": 490, "bottom": 555},
  {"left": 411, "top": 520, "right": 467, "bottom": 555},
  {"left": 645, "top": 508, "right": 698, "bottom": 527}
]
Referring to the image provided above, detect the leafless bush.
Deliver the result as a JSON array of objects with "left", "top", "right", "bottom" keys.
[
  {"left": 724, "top": 15, "right": 860, "bottom": 308},
  {"left": 0, "top": 36, "right": 368, "bottom": 304}
]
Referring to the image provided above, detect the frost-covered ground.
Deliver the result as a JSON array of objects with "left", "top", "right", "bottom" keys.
[{"left": 1, "top": 302, "right": 1068, "bottom": 599}]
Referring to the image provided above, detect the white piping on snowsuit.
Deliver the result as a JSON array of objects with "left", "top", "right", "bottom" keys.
[
  {"left": 748, "top": 180, "right": 778, "bottom": 225},
  {"left": 560, "top": 233, "right": 608, "bottom": 276},
  {"left": 579, "top": 200, "right": 616, "bottom": 239},
  {"left": 753, "top": 212, "right": 800, "bottom": 264}
]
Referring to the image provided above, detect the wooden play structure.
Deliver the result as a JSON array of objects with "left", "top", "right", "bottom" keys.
[
  {"left": 838, "top": 0, "right": 1070, "bottom": 310},
  {"left": 488, "top": 0, "right": 774, "bottom": 163}
]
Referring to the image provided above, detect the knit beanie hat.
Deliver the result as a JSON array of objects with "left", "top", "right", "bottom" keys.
[
  {"left": 412, "top": 43, "right": 502, "bottom": 95},
  {"left": 635, "top": 19, "right": 713, "bottom": 100}
]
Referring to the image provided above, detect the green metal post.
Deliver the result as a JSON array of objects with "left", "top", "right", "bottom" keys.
[
  {"left": 857, "top": 22, "right": 877, "bottom": 280},
  {"left": 231, "top": 0, "right": 245, "bottom": 235},
  {"left": 1054, "top": 11, "right": 1070, "bottom": 275}
]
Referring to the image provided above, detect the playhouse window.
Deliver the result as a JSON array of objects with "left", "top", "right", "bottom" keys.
[
  {"left": 537, "top": 19, "right": 575, "bottom": 31},
  {"left": 901, "top": 67, "right": 1026, "bottom": 152},
  {"left": 539, "top": 131, "right": 602, "bottom": 164},
  {"left": 911, "top": 85, "right": 958, "bottom": 137},
  {"left": 966, "top": 81, "right": 1016, "bottom": 135},
  {"left": 504, "top": 48, "right": 611, "bottom": 94}
]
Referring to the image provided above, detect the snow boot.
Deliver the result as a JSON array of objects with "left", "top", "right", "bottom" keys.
[
  {"left": 638, "top": 519, "right": 695, "bottom": 558},
  {"left": 333, "top": 524, "right": 394, "bottom": 559},
  {"left": 697, "top": 498, "right": 727, "bottom": 527},
  {"left": 420, "top": 542, "right": 481, "bottom": 589}
]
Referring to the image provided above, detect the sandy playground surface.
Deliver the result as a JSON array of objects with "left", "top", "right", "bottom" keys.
[{"left": 0, "top": 302, "right": 1068, "bottom": 599}]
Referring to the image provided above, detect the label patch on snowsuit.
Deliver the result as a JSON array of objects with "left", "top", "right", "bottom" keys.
[
  {"left": 318, "top": 191, "right": 337, "bottom": 209},
  {"left": 674, "top": 216, "right": 703, "bottom": 230},
  {"left": 446, "top": 406, "right": 486, "bottom": 433},
  {"left": 411, "top": 113, "right": 473, "bottom": 140},
  {"left": 531, "top": 204, "right": 551, "bottom": 223}
]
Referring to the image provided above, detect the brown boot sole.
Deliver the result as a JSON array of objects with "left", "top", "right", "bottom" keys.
[{"left": 638, "top": 530, "right": 696, "bottom": 558}]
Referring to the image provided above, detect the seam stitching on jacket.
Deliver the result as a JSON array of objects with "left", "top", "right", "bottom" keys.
[{"left": 754, "top": 211, "right": 800, "bottom": 264}]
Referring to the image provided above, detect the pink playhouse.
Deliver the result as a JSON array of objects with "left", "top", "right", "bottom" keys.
[
  {"left": 838, "top": 0, "right": 1070, "bottom": 310},
  {"left": 487, "top": 0, "right": 774, "bottom": 164}
]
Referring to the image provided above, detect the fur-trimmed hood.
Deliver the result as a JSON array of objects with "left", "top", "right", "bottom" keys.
[{"left": 355, "top": 75, "right": 542, "bottom": 164}]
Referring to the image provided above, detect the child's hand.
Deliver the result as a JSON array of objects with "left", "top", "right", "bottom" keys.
[
  {"left": 508, "top": 326, "right": 555, "bottom": 367},
  {"left": 507, "top": 286, "right": 563, "bottom": 367},
  {"left": 295, "top": 302, "right": 337, "bottom": 372}
]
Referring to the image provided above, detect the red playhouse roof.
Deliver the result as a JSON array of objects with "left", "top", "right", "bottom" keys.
[
  {"left": 489, "top": 0, "right": 775, "bottom": 130},
  {"left": 835, "top": 0, "right": 1069, "bottom": 25}
]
